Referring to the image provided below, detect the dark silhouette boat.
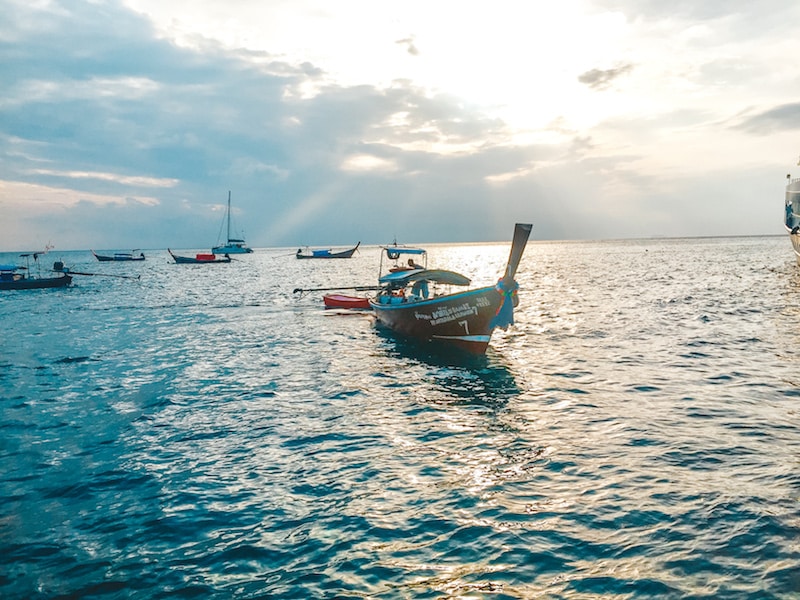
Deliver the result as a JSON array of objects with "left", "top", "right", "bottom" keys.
[
  {"left": 92, "top": 250, "right": 145, "bottom": 262},
  {"left": 0, "top": 253, "right": 72, "bottom": 290},
  {"left": 0, "top": 269, "right": 72, "bottom": 290}
]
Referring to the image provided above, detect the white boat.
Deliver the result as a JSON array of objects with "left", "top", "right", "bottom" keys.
[
  {"left": 212, "top": 191, "right": 253, "bottom": 254},
  {"left": 785, "top": 173, "right": 800, "bottom": 264}
]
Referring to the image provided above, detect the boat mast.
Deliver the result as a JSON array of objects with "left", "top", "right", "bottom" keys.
[{"left": 227, "top": 191, "right": 231, "bottom": 243}]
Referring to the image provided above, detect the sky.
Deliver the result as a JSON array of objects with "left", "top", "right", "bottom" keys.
[{"left": 2, "top": 0, "right": 800, "bottom": 251}]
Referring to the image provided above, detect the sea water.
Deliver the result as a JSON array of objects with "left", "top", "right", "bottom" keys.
[{"left": 1, "top": 237, "right": 798, "bottom": 599}]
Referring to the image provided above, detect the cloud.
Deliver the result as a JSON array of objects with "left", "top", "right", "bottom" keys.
[
  {"left": 1, "top": 0, "right": 555, "bottom": 249},
  {"left": 578, "top": 64, "right": 634, "bottom": 90},
  {"left": 395, "top": 37, "right": 419, "bottom": 56},
  {"left": 734, "top": 102, "right": 800, "bottom": 135},
  {"left": 1, "top": 0, "right": 797, "bottom": 251},
  {"left": 588, "top": 0, "right": 782, "bottom": 20},
  {"left": 24, "top": 168, "right": 177, "bottom": 189}
]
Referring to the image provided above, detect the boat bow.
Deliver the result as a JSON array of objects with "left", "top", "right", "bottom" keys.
[{"left": 490, "top": 278, "right": 519, "bottom": 330}]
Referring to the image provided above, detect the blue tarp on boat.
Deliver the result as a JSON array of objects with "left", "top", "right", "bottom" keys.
[
  {"left": 379, "top": 268, "right": 471, "bottom": 286},
  {"left": 384, "top": 247, "right": 426, "bottom": 261}
]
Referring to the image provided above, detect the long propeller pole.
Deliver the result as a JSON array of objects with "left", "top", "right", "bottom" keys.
[
  {"left": 60, "top": 269, "right": 140, "bottom": 280},
  {"left": 293, "top": 285, "right": 380, "bottom": 294}
]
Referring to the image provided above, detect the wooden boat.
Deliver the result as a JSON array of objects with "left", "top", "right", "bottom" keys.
[
  {"left": 0, "top": 268, "right": 72, "bottom": 290},
  {"left": 0, "top": 255, "right": 72, "bottom": 290},
  {"left": 212, "top": 191, "right": 253, "bottom": 254},
  {"left": 323, "top": 293, "right": 372, "bottom": 310},
  {"left": 296, "top": 242, "right": 360, "bottom": 259},
  {"left": 168, "top": 249, "right": 232, "bottom": 264},
  {"left": 370, "top": 223, "right": 532, "bottom": 354},
  {"left": 92, "top": 250, "right": 145, "bottom": 262}
]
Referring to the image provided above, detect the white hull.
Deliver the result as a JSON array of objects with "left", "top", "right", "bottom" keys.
[
  {"left": 212, "top": 244, "right": 252, "bottom": 254},
  {"left": 788, "top": 227, "right": 800, "bottom": 265},
  {"left": 785, "top": 177, "right": 800, "bottom": 265}
]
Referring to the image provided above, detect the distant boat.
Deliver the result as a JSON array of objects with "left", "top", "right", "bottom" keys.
[
  {"left": 296, "top": 242, "right": 360, "bottom": 259},
  {"left": 786, "top": 173, "right": 800, "bottom": 264},
  {"left": 323, "top": 293, "right": 371, "bottom": 310},
  {"left": 369, "top": 223, "right": 532, "bottom": 354},
  {"left": 212, "top": 191, "right": 253, "bottom": 255},
  {"left": 0, "top": 253, "right": 72, "bottom": 290},
  {"left": 92, "top": 250, "right": 145, "bottom": 262},
  {"left": 168, "top": 249, "right": 232, "bottom": 264}
]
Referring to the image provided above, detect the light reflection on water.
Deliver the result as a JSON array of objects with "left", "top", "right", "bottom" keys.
[{"left": 1, "top": 237, "right": 799, "bottom": 598}]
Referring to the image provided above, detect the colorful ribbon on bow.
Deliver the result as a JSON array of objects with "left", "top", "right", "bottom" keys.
[{"left": 490, "top": 278, "right": 519, "bottom": 330}]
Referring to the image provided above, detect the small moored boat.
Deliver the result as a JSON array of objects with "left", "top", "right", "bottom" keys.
[
  {"left": 168, "top": 249, "right": 232, "bottom": 264},
  {"left": 0, "top": 267, "right": 72, "bottom": 290},
  {"left": 323, "top": 293, "right": 372, "bottom": 310},
  {"left": 0, "top": 252, "right": 72, "bottom": 291},
  {"left": 296, "top": 242, "right": 360, "bottom": 259},
  {"left": 92, "top": 250, "right": 145, "bottom": 262}
]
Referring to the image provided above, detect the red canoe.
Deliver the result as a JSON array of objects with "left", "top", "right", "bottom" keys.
[{"left": 323, "top": 293, "right": 372, "bottom": 310}]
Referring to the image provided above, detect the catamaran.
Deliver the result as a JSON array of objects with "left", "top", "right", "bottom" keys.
[{"left": 212, "top": 191, "right": 253, "bottom": 254}]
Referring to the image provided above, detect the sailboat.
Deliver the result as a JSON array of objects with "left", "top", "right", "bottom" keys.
[{"left": 212, "top": 191, "right": 253, "bottom": 254}]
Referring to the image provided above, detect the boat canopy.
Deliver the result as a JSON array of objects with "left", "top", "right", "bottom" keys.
[
  {"left": 379, "top": 268, "right": 471, "bottom": 287},
  {"left": 383, "top": 246, "right": 426, "bottom": 260},
  {"left": 312, "top": 249, "right": 332, "bottom": 257}
]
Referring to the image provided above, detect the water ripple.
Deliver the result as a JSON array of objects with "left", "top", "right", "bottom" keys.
[{"left": 1, "top": 240, "right": 800, "bottom": 598}]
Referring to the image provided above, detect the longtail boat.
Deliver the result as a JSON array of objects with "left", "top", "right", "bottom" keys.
[
  {"left": 369, "top": 223, "right": 532, "bottom": 354},
  {"left": 0, "top": 268, "right": 72, "bottom": 290},
  {"left": 296, "top": 242, "right": 360, "bottom": 259},
  {"left": 168, "top": 249, "right": 232, "bottom": 264},
  {"left": 0, "top": 252, "right": 72, "bottom": 290},
  {"left": 92, "top": 250, "right": 145, "bottom": 262}
]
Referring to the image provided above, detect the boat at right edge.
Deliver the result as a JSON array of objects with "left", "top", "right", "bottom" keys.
[
  {"left": 370, "top": 223, "right": 532, "bottom": 355},
  {"left": 786, "top": 172, "right": 800, "bottom": 264}
]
